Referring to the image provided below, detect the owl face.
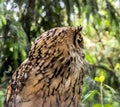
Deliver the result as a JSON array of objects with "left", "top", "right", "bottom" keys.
[
  {"left": 73, "top": 27, "right": 83, "bottom": 48},
  {"left": 71, "top": 27, "right": 85, "bottom": 59},
  {"left": 64, "top": 26, "right": 84, "bottom": 60}
]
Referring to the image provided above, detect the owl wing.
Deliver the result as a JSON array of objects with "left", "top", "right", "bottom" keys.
[{"left": 4, "top": 27, "right": 73, "bottom": 107}]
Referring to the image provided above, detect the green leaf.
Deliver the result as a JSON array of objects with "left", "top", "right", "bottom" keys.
[
  {"left": 0, "top": 91, "right": 4, "bottom": 107},
  {"left": 82, "top": 90, "right": 98, "bottom": 102},
  {"left": 104, "top": 104, "right": 113, "bottom": 107},
  {"left": 0, "top": 20, "right": 2, "bottom": 29},
  {"left": 92, "top": 103, "right": 113, "bottom": 107},
  {"left": 114, "top": 63, "right": 120, "bottom": 71},
  {"left": 104, "top": 84, "right": 116, "bottom": 94},
  {"left": 105, "top": 20, "right": 110, "bottom": 28},
  {"left": 85, "top": 52, "right": 96, "bottom": 64},
  {"left": 1, "top": 15, "right": 6, "bottom": 25},
  {"left": 13, "top": 51, "right": 18, "bottom": 60},
  {"left": 21, "top": 49, "right": 27, "bottom": 61},
  {"left": 92, "top": 104, "right": 102, "bottom": 107},
  {"left": 0, "top": 91, "right": 4, "bottom": 96}
]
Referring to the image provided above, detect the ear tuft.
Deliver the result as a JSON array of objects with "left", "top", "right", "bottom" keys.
[{"left": 77, "top": 26, "right": 82, "bottom": 32}]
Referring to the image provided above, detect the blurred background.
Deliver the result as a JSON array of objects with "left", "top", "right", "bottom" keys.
[{"left": 0, "top": 0, "right": 120, "bottom": 107}]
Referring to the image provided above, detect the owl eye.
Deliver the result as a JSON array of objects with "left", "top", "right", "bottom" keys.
[
  {"left": 77, "top": 39, "right": 82, "bottom": 44},
  {"left": 73, "top": 30, "right": 83, "bottom": 48},
  {"left": 77, "top": 37, "right": 83, "bottom": 47}
]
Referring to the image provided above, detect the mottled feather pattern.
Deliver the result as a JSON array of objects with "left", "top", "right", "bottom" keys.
[{"left": 4, "top": 26, "right": 85, "bottom": 107}]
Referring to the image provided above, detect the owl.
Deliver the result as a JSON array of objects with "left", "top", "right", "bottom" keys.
[{"left": 4, "top": 26, "right": 85, "bottom": 107}]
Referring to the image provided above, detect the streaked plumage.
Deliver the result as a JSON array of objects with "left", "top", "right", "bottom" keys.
[{"left": 4, "top": 26, "right": 85, "bottom": 107}]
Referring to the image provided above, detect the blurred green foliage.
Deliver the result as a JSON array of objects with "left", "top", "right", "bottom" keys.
[{"left": 0, "top": 0, "right": 120, "bottom": 107}]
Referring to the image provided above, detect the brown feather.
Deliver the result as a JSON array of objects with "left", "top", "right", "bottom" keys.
[{"left": 4, "top": 26, "right": 85, "bottom": 107}]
